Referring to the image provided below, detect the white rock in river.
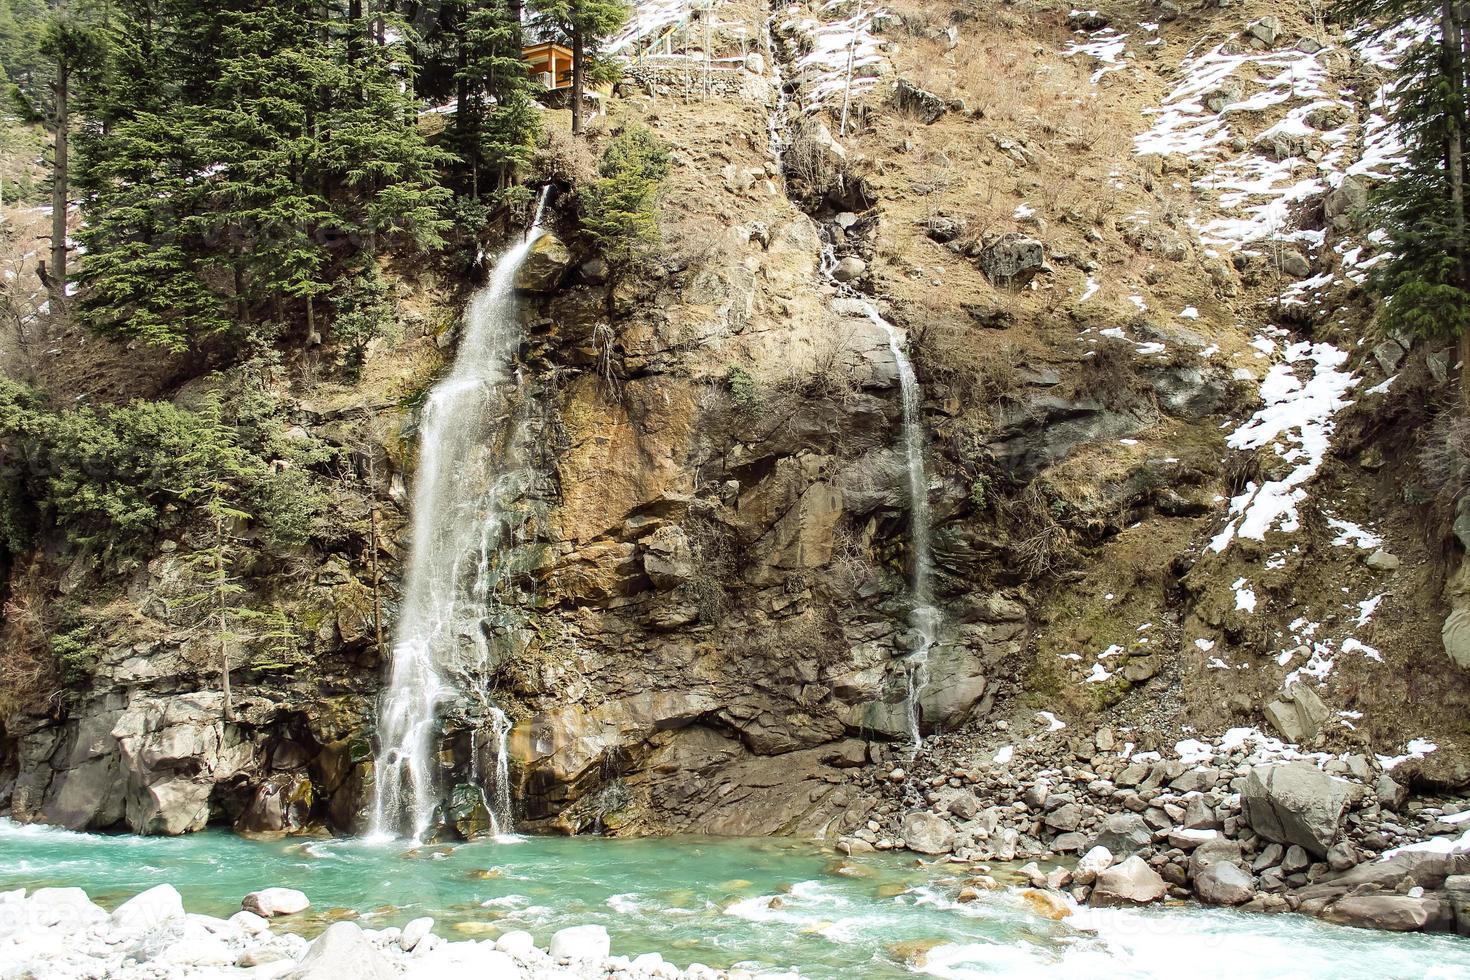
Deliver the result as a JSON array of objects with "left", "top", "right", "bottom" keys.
[
  {"left": 286, "top": 921, "right": 394, "bottom": 980},
  {"left": 403, "top": 941, "right": 518, "bottom": 979},
  {"left": 230, "top": 909, "right": 271, "bottom": 935},
  {"left": 160, "top": 936, "right": 235, "bottom": 967},
  {"left": 399, "top": 916, "right": 434, "bottom": 952},
  {"left": 27, "top": 886, "right": 108, "bottom": 928},
  {"left": 1078, "top": 845, "right": 1114, "bottom": 874},
  {"left": 549, "top": 924, "right": 612, "bottom": 960},
  {"left": 110, "top": 883, "right": 185, "bottom": 931},
  {"left": 1090, "top": 855, "right": 1169, "bottom": 906},
  {"left": 243, "top": 887, "right": 311, "bottom": 917},
  {"left": 495, "top": 929, "right": 536, "bottom": 956}
]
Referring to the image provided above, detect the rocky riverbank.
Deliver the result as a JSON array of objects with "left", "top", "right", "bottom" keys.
[
  {"left": 0, "top": 883, "right": 776, "bottom": 980},
  {"left": 842, "top": 724, "right": 1470, "bottom": 935}
]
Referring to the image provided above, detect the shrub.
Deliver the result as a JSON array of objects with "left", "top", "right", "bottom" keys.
[
  {"left": 578, "top": 126, "right": 670, "bottom": 263},
  {"left": 331, "top": 263, "right": 399, "bottom": 380},
  {"left": 726, "top": 366, "right": 761, "bottom": 412}
]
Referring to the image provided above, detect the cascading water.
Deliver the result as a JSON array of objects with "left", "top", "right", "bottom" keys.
[
  {"left": 369, "top": 188, "right": 552, "bottom": 840},
  {"left": 823, "top": 248, "right": 939, "bottom": 752}
]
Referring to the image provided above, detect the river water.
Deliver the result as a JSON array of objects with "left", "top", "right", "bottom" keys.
[{"left": 2, "top": 820, "right": 1466, "bottom": 979}]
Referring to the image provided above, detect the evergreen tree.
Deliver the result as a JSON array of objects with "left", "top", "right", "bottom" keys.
[
  {"left": 578, "top": 124, "right": 668, "bottom": 263},
  {"left": 453, "top": 0, "right": 540, "bottom": 195},
  {"left": 1339, "top": 0, "right": 1470, "bottom": 402},
  {"left": 534, "top": 0, "right": 628, "bottom": 135}
]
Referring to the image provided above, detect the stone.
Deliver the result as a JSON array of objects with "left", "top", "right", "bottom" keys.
[
  {"left": 1183, "top": 796, "right": 1219, "bottom": 830},
  {"left": 1277, "top": 249, "right": 1311, "bottom": 278},
  {"left": 901, "top": 811, "right": 956, "bottom": 855},
  {"left": 1091, "top": 855, "right": 1169, "bottom": 907},
  {"left": 1366, "top": 549, "right": 1400, "bottom": 572},
  {"left": 1195, "top": 861, "right": 1255, "bottom": 906},
  {"left": 400, "top": 917, "right": 434, "bottom": 952},
  {"left": 1094, "top": 813, "right": 1153, "bottom": 856},
  {"left": 1373, "top": 340, "right": 1406, "bottom": 377},
  {"left": 832, "top": 256, "right": 867, "bottom": 282},
  {"left": 643, "top": 525, "right": 695, "bottom": 590},
  {"left": 515, "top": 233, "right": 574, "bottom": 292},
  {"left": 1323, "top": 895, "right": 1437, "bottom": 931},
  {"left": 229, "top": 910, "right": 270, "bottom": 936},
  {"left": 1326, "top": 841, "right": 1359, "bottom": 872},
  {"left": 1282, "top": 844, "right": 1312, "bottom": 874},
  {"left": 286, "top": 922, "right": 393, "bottom": 980},
  {"left": 1246, "top": 15, "right": 1280, "bottom": 47},
  {"left": 895, "top": 79, "right": 949, "bottom": 124},
  {"left": 1020, "top": 888, "right": 1073, "bottom": 920},
  {"left": 1325, "top": 174, "right": 1370, "bottom": 228},
  {"left": 111, "top": 884, "right": 185, "bottom": 932},
  {"left": 1241, "top": 763, "right": 1350, "bottom": 858},
  {"left": 1079, "top": 846, "right": 1114, "bottom": 874},
  {"left": 549, "top": 924, "right": 611, "bottom": 960},
  {"left": 1377, "top": 773, "right": 1408, "bottom": 811},
  {"left": 1264, "top": 682, "right": 1331, "bottom": 744},
  {"left": 1190, "top": 839, "right": 1245, "bottom": 881},
  {"left": 1044, "top": 802, "right": 1082, "bottom": 832},
  {"left": 496, "top": 930, "right": 537, "bottom": 956},
  {"left": 242, "top": 888, "right": 310, "bottom": 918},
  {"left": 978, "top": 235, "right": 1046, "bottom": 287},
  {"left": 27, "top": 887, "right": 108, "bottom": 929},
  {"left": 1446, "top": 875, "right": 1470, "bottom": 935}
]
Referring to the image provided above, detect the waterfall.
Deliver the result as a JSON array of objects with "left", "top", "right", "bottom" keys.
[
  {"left": 471, "top": 707, "right": 515, "bottom": 837},
  {"left": 813, "top": 240, "right": 939, "bottom": 752},
  {"left": 369, "top": 188, "right": 551, "bottom": 841}
]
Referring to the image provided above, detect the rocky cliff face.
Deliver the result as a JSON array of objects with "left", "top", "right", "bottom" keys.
[{"left": 4, "top": 0, "right": 1470, "bottom": 840}]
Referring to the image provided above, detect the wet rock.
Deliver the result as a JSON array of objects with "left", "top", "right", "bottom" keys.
[
  {"left": 235, "top": 772, "right": 315, "bottom": 835},
  {"left": 832, "top": 256, "right": 867, "bottom": 282},
  {"left": 1323, "top": 895, "right": 1438, "bottom": 932},
  {"left": 1091, "top": 855, "right": 1169, "bottom": 906},
  {"left": 1021, "top": 888, "right": 1073, "bottom": 920},
  {"left": 242, "top": 888, "right": 310, "bottom": 918},
  {"left": 1241, "top": 763, "right": 1350, "bottom": 858},
  {"left": 1447, "top": 875, "right": 1470, "bottom": 935},
  {"left": 515, "top": 233, "right": 574, "bottom": 292},
  {"left": 1196, "top": 861, "right": 1255, "bottom": 906},
  {"left": 902, "top": 811, "right": 956, "bottom": 854}
]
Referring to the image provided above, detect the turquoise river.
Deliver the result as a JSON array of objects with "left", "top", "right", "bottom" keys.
[{"left": 2, "top": 820, "right": 1468, "bottom": 978}]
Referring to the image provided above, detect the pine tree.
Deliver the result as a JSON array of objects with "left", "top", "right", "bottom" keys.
[
  {"left": 534, "top": 0, "right": 629, "bottom": 135},
  {"left": 454, "top": 0, "right": 540, "bottom": 195},
  {"left": 578, "top": 125, "right": 669, "bottom": 262},
  {"left": 1339, "top": 0, "right": 1470, "bottom": 402}
]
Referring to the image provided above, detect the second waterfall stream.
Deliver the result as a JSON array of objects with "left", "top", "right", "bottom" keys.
[{"left": 369, "top": 188, "right": 552, "bottom": 841}]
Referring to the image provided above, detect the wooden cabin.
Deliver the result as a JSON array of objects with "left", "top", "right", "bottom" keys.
[{"left": 523, "top": 42, "right": 575, "bottom": 91}]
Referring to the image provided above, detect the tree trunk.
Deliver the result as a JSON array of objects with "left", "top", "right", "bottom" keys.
[
  {"left": 572, "top": 23, "right": 585, "bottom": 135},
  {"left": 49, "top": 57, "right": 68, "bottom": 310},
  {"left": 1445, "top": 0, "right": 1470, "bottom": 406},
  {"left": 215, "top": 506, "right": 233, "bottom": 723}
]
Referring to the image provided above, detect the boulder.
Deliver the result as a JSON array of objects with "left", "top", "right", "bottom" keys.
[
  {"left": 1189, "top": 838, "right": 1245, "bottom": 881},
  {"left": 549, "top": 924, "right": 611, "bottom": 960},
  {"left": 400, "top": 917, "right": 434, "bottom": 952},
  {"left": 286, "top": 922, "right": 393, "bottom": 980},
  {"left": 1323, "top": 895, "right": 1438, "bottom": 932},
  {"left": 1091, "top": 855, "right": 1169, "bottom": 907},
  {"left": 1078, "top": 845, "right": 1114, "bottom": 875},
  {"left": 111, "top": 884, "right": 185, "bottom": 932},
  {"left": 894, "top": 79, "right": 949, "bottom": 124},
  {"left": 832, "top": 256, "right": 867, "bottom": 283},
  {"left": 1446, "top": 874, "right": 1470, "bottom": 935},
  {"left": 901, "top": 811, "right": 956, "bottom": 855},
  {"left": 1020, "top": 888, "right": 1072, "bottom": 920},
  {"left": 515, "top": 233, "right": 574, "bottom": 292},
  {"left": 1094, "top": 813, "right": 1153, "bottom": 856},
  {"left": 242, "top": 888, "right": 310, "bottom": 918},
  {"left": 978, "top": 235, "right": 1046, "bottom": 286},
  {"left": 1195, "top": 861, "right": 1255, "bottom": 906},
  {"left": 1245, "top": 15, "right": 1280, "bottom": 47},
  {"left": 642, "top": 525, "right": 695, "bottom": 590},
  {"left": 235, "top": 772, "right": 315, "bottom": 835},
  {"left": 1366, "top": 549, "right": 1401, "bottom": 572},
  {"left": 1277, "top": 249, "right": 1311, "bottom": 278},
  {"left": 1241, "top": 763, "right": 1350, "bottom": 858},
  {"left": 26, "top": 887, "right": 108, "bottom": 929},
  {"left": 1263, "top": 682, "right": 1331, "bottom": 744},
  {"left": 1325, "top": 175, "right": 1370, "bottom": 228}
]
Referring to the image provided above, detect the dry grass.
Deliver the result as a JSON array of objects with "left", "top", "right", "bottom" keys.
[{"left": 0, "top": 561, "right": 59, "bottom": 719}]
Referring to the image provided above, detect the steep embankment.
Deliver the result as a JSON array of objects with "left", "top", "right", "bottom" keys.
[{"left": 3, "top": 0, "right": 1469, "bottom": 873}]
